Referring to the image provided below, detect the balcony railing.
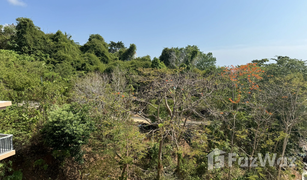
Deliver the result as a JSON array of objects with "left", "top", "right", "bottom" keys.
[
  {"left": 0, "top": 134, "right": 15, "bottom": 160},
  {"left": 0, "top": 101, "right": 15, "bottom": 160},
  {"left": 0, "top": 134, "right": 13, "bottom": 153}
]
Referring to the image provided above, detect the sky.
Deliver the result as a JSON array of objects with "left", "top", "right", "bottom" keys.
[{"left": 1, "top": 0, "right": 307, "bottom": 66}]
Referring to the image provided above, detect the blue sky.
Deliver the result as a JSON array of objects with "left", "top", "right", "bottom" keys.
[{"left": 1, "top": 0, "right": 307, "bottom": 66}]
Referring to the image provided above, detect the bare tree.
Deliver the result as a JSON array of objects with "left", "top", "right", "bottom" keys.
[{"left": 130, "top": 69, "right": 221, "bottom": 179}]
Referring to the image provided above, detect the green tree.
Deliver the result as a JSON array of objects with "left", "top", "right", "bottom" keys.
[
  {"left": 159, "top": 45, "right": 215, "bottom": 70},
  {"left": 82, "top": 52, "right": 105, "bottom": 72},
  {"left": 265, "top": 73, "right": 307, "bottom": 180},
  {"left": 120, "top": 44, "right": 137, "bottom": 61},
  {"left": 0, "top": 23, "right": 17, "bottom": 50},
  {"left": 15, "top": 18, "right": 51, "bottom": 59},
  {"left": 49, "top": 30, "right": 82, "bottom": 65},
  {"left": 151, "top": 57, "right": 166, "bottom": 69},
  {"left": 109, "top": 41, "right": 125, "bottom": 53},
  {"left": 134, "top": 55, "right": 151, "bottom": 62},
  {"left": 251, "top": 58, "right": 269, "bottom": 67},
  {"left": 159, "top": 47, "right": 176, "bottom": 68},
  {"left": 266, "top": 56, "right": 307, "bottom": 79},
  {"left": 81, "top": 34, "right": 111, "bottom": 64},
  {"left": 176, "top": 45, "right": 199, "bottom": 66},
  {"left": 195, "top": 52, "right": 216, "bottom": 70},
  {"left": 42, "top": 103, "right": 93, "bottom": 163}
]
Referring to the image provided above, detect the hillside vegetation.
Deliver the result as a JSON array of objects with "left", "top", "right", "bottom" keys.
[{"left": 0, "top": 18, "right": 307, "bottom": 180}]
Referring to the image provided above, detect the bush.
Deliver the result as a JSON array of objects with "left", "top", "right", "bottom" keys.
[
  {"left": 0, "top": 105, "right": 40, "bottom": 149},
  {"left": 151, "top": 57, "right": 166, "bottom": 69},
  {"left": 41, "top": 103, "right": 93, "bottom": 163}
]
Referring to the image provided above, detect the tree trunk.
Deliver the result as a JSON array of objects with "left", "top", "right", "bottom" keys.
[
  {"left": 175, "top": 119, "right": 186, "bottom": 177},
  {"left": 120, "top": 165, "right": 127, "bottom": 180},
  {"left": 176, "top": 152, "right": 182, "bottom": 176},
  {"left": 249, "top": 125, "right": 259, "bottom": 171},
  {"left": 157, "top": 137, "right": 163, "bottom": 180},
  {"left": 228, "top": 117, "right": 236, "bottom": 180},
  {"left": 277, "top": 127, "right": 289, "bottom": 180},
  {"left": 120, "top": 139, "right": 129, "bottom": 180},
  {"left": 157, "top": 100, "right": 163, "bottom": 180}
]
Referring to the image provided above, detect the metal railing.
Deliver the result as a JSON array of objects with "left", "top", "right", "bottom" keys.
[{"left": 0, "top": 134, "right": 14, "bottom": 154}]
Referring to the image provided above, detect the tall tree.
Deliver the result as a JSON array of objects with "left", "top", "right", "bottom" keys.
[
  {"left": 159, "top": 48, "right": 177, "bottom": 68},
  {"left": 0, "top": 23, "right": 17, "bottom": 50},
  {"left": 108, "top": 41, "right": 125, "bottom": 53},
  {"left": 49, "top": 30, "right": 81, "bottom": 63},
  {"left": 15, "top": 18, "right": 50, "bottom": 57},
  {"left": 120, "top": 44, "right": 136, "bottom": 61},
  {"left": 266, "top": 73, "right": 307, "bottom": 180},
  {"left": 194, "top": 52, "right": 216, "bottom": 70},
  {"left": 160, "top": 45, "right": 216, "bottom": 70},
  {"left": 81, "top": 34, "right": 111, "bottom": 64}
]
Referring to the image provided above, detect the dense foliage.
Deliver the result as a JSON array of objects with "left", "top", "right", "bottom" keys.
[
  {"left": 42, "top": 103, "right": 93, "bottom": 163},
  {"left": 0, "top": 18, "right": 306, "bottom": 180}
]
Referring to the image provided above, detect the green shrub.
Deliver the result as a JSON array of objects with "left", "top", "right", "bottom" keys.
[
  {"left": 41, "top": 103, "right": 93, "bottom": 163},
  {"left": 0, "top": 105, "right": 40, "bottom": 148},
  {"left": 151, "top": 57, "right": 166, "bottom": 69}
]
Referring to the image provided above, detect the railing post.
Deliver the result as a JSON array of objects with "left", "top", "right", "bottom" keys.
[{"left": 10, "top": 135, "right": 13, "bottom": 150}]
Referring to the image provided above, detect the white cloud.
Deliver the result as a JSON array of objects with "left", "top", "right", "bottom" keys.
[{"left": 7, "top": 0, "right": 26, "bottom": 6}]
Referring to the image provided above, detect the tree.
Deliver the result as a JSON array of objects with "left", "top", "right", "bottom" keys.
[
  {"left": 0, "top": 23, "right": 17, "bottom": 50},
  {"left": 151, "top": 57, "right": 166, "bottom": 69},
  {"left": 176, "top": 45, "right": 199, "bottom": 67},
  {"left": 109, "top": 41, "right": 125, "bottom": 53},
  {"left": 195, "top": 52, "right": 216, "bottom": 70},
  {"left": 72, "top": 71, "right": 148, "bottom": 179},
  {"left": 131, "top": 69, "right": 221, "bottom": 179},
  {"left": 267, "top": 56, "right": 307, "bottom": 79},
  {"left": 81, "top": 34, "right": 111, "bottom": 64},
  {"left": 214, "top": 62, "right": 307, "bottom": 179},
  {"left": 90, "top": 117, "right": 147, "bottom": 180},
  {"left": 49, "top": 30, "right": 82, "bottom": 65},
  {"left": 265, "top": 73, "right": 307, "bottom": 180},
  {"left": 218, "top": 63, "right": 270, "bottom": 177},
  {"left": 159, "top": 48, "right": 177, "bottom": 68},
  {"left": 81, "top": 52, "right": 105, "bottom": 72},
  {"left": 120, "top": 44, "right": 137, "bottom": 61},
  {"left": 15, "top": 18, "right": 51, "bottom": 57},
  {"left": 159, "top": 45, "right": 216, "bottom": 70},
  {"left": 42, "top": 103, "right": 93, "bottom": 163},
  {"left": 251, "top": 58, "right": 269, "bottom": 67},
  {"left": 134, "top": 55, "right": 151, "bottom": 62}
]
